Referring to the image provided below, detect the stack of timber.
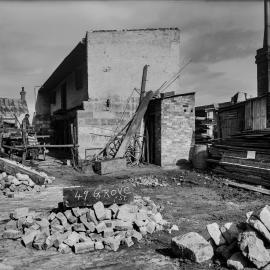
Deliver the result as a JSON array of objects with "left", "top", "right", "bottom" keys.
[{"left": 208, "top": 129, "right": 270, "bottom": 187}]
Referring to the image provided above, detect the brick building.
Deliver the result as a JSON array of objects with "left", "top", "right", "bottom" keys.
[{"left": 34, "top": 28, "right": 195, "bottom": 167}]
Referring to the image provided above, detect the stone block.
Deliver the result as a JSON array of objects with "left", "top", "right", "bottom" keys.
[
  {"left": 96, "top": 221, "right": 106, "bottom": 233},
  {"left": 95, "top": 241, "right": 104, "bottom": 250},
  {"left": 51, "top": 224, "right": 65, "bottom": 234},
  {"left": 105, "top": 209, "right": 112, "bottom": 220},
  {"left": 93, "top": 201, "right": 106, "bottom": 221},
  {"left": 103, "top": 228, "right": 114, "bottom": 238},
  {"left": 89, "top": 233, "right": 103, "bottom": 242},
  {"left": 2, "top": 229, "right": 22, "bottom": 240},
  {"left": 63, "top": 231, "right": 80, "bottom": 247},
  {"left": 238, "top": 230, "right": 270, "bottom": 269},
  {"left": 215, "top": 241, "right": 237, "bottom": 261},
  {"left": 256, "top": 205, "right": 270, "bottom": 231},
  {"left": 108, "top": 203, "right": 119, "bottom": 216},
  {"left": 58, "top": 243, "right": 72, "bottom": 254},
  {"left": 50, "top": 218, "right": 61, "bottom": 227},
  {"left": 53, "top": 232, "right": 70, "bottom": 248},
  {"left": 227, "top": 252, "right": 249, "bottom": 270},
  {"left": 33, "top": 233, "right": 47, "bottom": 250},
  {"left": 22, "top": 230, "right": 39, "bottom": 247},
  {"left": 220, "top": 222, "right": 240, "bottom": 244},
  {"left": 64, "top": 210, "right": 77, "bottom": 224},
  {"left": 114, "top": 220, "right": 133, "bottom": 231},
  {"left": 132, "top": 230, "right": 143, "bottom": 242},
  {"left": 146, "top": 221, "right": 156, "bottom": 234},
  {"left": 247, "top": 214, "right": 270, "bottom": 243},
  {"left": 4, "top": 220, "right": 17, "bottom": 231},
  {"left": 72, "top": 223, "right": 86, "bottom": 232},
  {"left": 44, "top": 234, "right": 57, "bottom": 250},
  {"left": 206, "top": 223, "right": 226, "bottom": 246},
  {"left": 171, "top": 232, "right": 214, "bottom": 263},
  {"left": 123, "top": 236, "right": 134, "bottom": 247},
  {"left": 104, "top": 237, "right": 121, "bottom": 252},
  {"left": 86, "top": 209, "right": 99, "bottom": 225},
  {"left": 72, "top": 207, "right": 82, "bottom": 217},
  {"left": 74, "top": 241, "right": 95, "bottom": 253},
  {"left": 139, "top": 226, "right": 147, "bottom": 235},
  {"left": 56, "top": 212, "right": 68, "bottom": 226},
  {"left": 10, "top": 207, "right": 29, "bottom": 220}
]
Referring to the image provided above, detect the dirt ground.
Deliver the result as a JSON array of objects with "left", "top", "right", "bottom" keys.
[{"left": 0, "top": 161, "right": 269, "bottom": 270}]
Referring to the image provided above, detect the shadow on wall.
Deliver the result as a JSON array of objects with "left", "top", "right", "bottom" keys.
[{"left": 175, "top": 131, "right": 195, "bottom": 170}]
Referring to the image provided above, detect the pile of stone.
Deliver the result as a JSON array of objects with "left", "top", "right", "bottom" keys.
[
  {"left": 171, "top": 205, "right": 270, "bottom": 270},
  {"left": 128, "top": 175, "right": 168, "bottom": 187},
  {"left": 0, "top": 172, "right": 46, "bottom": 197},
  {"left": 2, "top": 196, "right": 171, "bottom": 254}
]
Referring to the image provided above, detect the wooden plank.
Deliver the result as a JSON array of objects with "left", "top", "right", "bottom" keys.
[
  {"left": 116, "top": 90, "right": 158, "bottom": 158},
  {"left": 224, "top": 179, "right": 270, "bottom": 195},
  {"left": 0, "top": 157, "right": 45, "bottom": 185},
  {"left": 63, "top": 184, "right": 134, "bottom": 207}
]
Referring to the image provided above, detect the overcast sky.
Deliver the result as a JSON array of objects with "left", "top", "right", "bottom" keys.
[{"left": 0, "top": 0, "right": 264, "bottom": 114}]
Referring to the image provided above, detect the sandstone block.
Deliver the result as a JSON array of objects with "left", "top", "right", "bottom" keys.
[
  {"left": 95, "top": 241, "right": 104, "bottom": 250},
  {"left": 103, "top": 228, "right": 114, "bottom": 238},
  {"left": 132, "top": 230, "right": 143, "bottom": 242},
  {"left": 10, "top": 207, "right": 29, "bottom": 220},
  {"left": 247, "top": 214, "right": 270, "bottom": 243},
  {"left": 227, "top": 252, "right": 249, "bottom": 270},
  {"left": 108, "top": 203, "right": 119, "bottom": 216},
  {"left": 146, "top": 221, "right": 156, "bottom": 234},
  {"left": 56, "top": 212, "right": 68, "bottom": 226},
  {"left": 256, "top": 205, "right": 270, "bottom": 231},
  {"left": 238, "top": 230, "right": 270, "bottom": 269},
  {"left": 206, "top": 223, "right": 226, "bottom": 246},
  {"left": 51, "top": 224, "right": 65, "bottom": 234},
  {"left": 104, "top": 237, "right": 120, "bottom": 251},
  {"left": 123, "top": 236, "right": 134, "bottom": 247},
  {"left": 220, "top": 222, "right": 240, "bottom": 244},
  {"left": 114, "top": 220, "right": 133, "bottom": 231},
  {"left": 63, "top": 231, "right": 80, "bottom": 247},
  {"left": 53, "top": 232, "right": 69, "bottom": 248},
  {"left": 86, "top": 209, "right": 98, "bottom": 225},
  {"left": 105, "top": 209, "right": 112, "bottom": 220},
  {"left": 96, "top": 221, "right": 106, "bottom": 233},
  {"left": 5, "top": 220, "right": 17, "bottom": 230},
  {"left": 64, "top": 210, "right": 77, "bottom": 224},
  {"left": 171, "top": 232, "right": 214, "bottom": 263},
  {"left": 72, "top": 223, "right": 86, "bottom": 232},
  {"left": 2, "top": 229, "right": 22, "bottom": 240},
  {"left": 33, "top": 233, "right": 47, "bottom": 250},
  {"left": 22, "top": 230, "right": 39, "bottom": 247},
  {"left": 74, "top": 241, "right": 95, "bottom": 253},
  {"left": 58, "top": 243, "right": 72, "bottom": 254},
  {"left": 93, "top": 201, "right": 106, "bottom": 221}
]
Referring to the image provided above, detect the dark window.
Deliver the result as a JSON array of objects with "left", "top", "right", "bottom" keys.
[
  {"left": 75, "top": 67, "right": 83, "bottom": 90},
  {"left": 50, "top": 91, "right": 56, "bottom": 104}
]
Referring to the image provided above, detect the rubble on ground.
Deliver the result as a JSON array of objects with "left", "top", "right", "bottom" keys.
[
  {"left": 0, "top": 169, "right": 54, "bottom": 197},
  {"left": 128, "top": 175, "right": 168, "bottom": 187},
  {"left": 1, "top": 196, "right": 175, "bottom": 253},
  {"left": 171, "top": 204, "right": 270, "bottom": 269}
]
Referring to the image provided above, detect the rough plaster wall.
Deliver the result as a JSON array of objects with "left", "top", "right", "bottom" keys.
[
  {"left": 87, "top": 29, "right": 180, "bottom": 100},
  {"left": 161, "top": 94, "right": 195, "bottom": 167},
  {"left": 50, "top": 63, "right": 88, "bottom": 114}
]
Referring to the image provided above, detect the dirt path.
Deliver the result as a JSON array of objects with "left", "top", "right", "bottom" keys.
[{"left": 0, "top": 166, "right": 269, "bottom": 270}]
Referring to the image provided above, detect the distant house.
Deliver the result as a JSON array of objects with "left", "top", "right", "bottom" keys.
[
  {"left": 34, "top": 28, "right": 195, "bottom": 167},
  {"left": 195, "top": 102, "right": 231, "bottom": 143},
  {"left": 0, "top": 87, "right": 29, "bottom": 129}
]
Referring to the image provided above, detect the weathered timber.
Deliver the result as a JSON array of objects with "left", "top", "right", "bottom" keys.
[
  {"left": 224, "top": 179, "right": 270, "bottom": 195},
  {"left": 0, "top": 157, "right": 45, "bottom": 184},
  {"left": 63, "top": 184, "right": 134, "bottom": 207},
  {"left": 94, "top": 158, "right": 127, "bottom": 175}
]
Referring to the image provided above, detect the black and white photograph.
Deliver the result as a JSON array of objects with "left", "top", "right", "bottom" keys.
[{"left": 0, "top": 0, "right": 270, "bottom": 269}]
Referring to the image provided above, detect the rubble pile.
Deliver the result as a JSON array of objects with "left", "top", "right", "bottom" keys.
[
  {"left": 128, "top": 175, "right": 168, "bottom": 187},
  {"left": 172, "top": 205, "right": 270, "bottom": 270},
  {"left": 0, "top": 172, "right": 45, "bottom": 197},
  {"left": 2, "top": 196, "right": 171, "bottom": 254},
  {"left": 0, "top": 170, "right": 54, "bottom": 197}
]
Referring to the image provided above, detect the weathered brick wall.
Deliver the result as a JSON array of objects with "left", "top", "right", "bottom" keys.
[
  {"left": 77, "top": 96, "right": 139, "bottom": 159},
  {"left": 160, "top": 93, "right": 195, "bottom": 167}
]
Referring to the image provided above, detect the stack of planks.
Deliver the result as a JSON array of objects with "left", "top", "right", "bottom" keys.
[{"left": 208, "top": 129, "right": 270, "bottom": 187}]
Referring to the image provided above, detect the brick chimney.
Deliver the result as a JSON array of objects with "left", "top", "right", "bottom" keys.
[
  {"left": 256, "top": 0, "right": 270, "bottom": 96},
  {"left": 20, "top": 86, "right": 26, "bottom": 102}
]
